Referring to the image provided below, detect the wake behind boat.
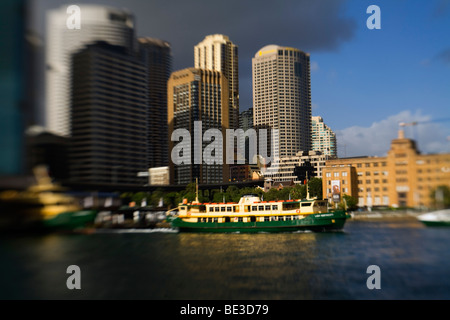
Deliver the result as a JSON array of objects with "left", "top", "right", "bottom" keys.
[{"left": 417, "top": 209, "right": 450, "bottom": 227}]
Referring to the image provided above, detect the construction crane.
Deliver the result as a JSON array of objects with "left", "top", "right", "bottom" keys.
[{"left": 398, "top": 117, "right": 450, "bottom": 150}]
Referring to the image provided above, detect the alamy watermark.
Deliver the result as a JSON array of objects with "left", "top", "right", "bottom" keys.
[
  {"left": 366, "top": 265, "right": 381, "bottom": 289},
  {"left": 66, "top": 5, "right": 81, "bottom": 30},
  {"left": 367, "top": 5, "right": 381, "bottom": 30},
  {"left": 66, "top": 265, "right": 81, "bottom": 290},
  {"left": 171, "top": 121, "right": 280, "bottom": 174}
]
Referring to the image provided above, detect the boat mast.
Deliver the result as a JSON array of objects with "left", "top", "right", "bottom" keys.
[
  {"left": 306, "top": 171, "right": 310, "bottom": 199},
  {"left": 195, "top": 178, "right": 199, "bottom": 203}
]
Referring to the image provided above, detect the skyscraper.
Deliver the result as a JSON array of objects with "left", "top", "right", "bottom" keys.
[
  {"left": 46, "top": 5, "right": 135, "bottom": 137},
  {"left": 252, "top": 45, "right": 312, "bottom": 158},
  {"left": 70, "top": 42, "right": 148, "bottom": 186},
  {"left": 311, "top": 116, "right": 337, "bottom": 157},
  {"left": 138, "top": 37, "right": 172, "bottom": 168},
  {"left": 168, "top": 68, "right": 229, "bottom": 185},
  {"left": 194, "top": 34, "right": 239, "bottom": 130}
]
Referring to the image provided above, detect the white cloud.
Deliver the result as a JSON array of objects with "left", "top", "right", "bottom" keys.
[{"left": 336, "top": 110, "right": 450, "bottom": 158}]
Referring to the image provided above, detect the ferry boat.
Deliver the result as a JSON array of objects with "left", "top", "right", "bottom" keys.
[
  {"left": 168, "top": 193, "right": 348, "bottom": 233},
  {"left": 417, "top": 209, "right": 450, "bottom": 227},
  {"left": 0, "top": 166, "right": 97, "bottom": 232}
]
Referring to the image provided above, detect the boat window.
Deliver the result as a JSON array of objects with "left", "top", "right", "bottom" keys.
[
  {"left": 265, "top": 205, "right": 271, "bottom": 210},
  {"left": 214, "top": 217, "right": 218, "bottom": 222},
  {"left": 272, "top": 205, "right": 278, "bottom": 210},
  {"left": 250, "top": 216, "right": 256, "bottom": 222},
  {"left": 221, "top": 207, "right": 225, "bottom": 212},
  {"left": 283, "top": 203, "right": 300, "bottom": 210},
  {"left": 264, "top": 216, "right": 270, "bottom": 221},
  {"left": 271, "top": 216, "right": 277, "bottom": 221},
  {"left": 238, "top": 217, "right": 243, "bottom": 222},
  {"left": 199, "top": 205, "right": 206, "bottom": 212},
  {"left": 208, "top": 218, "right": 213, "bottom": 222},
  {"left": 278, "top": 216, "right": 284, "bottom": 221},
  {"left": 258, "top": 205, "right": 264, "bottom": 211},
  {"left": 286, "top": 216, "right": 291, "bottom": 221},
  {"left": 233, "top": 206, "right": 238, "bottom": 212},
  {"left": 252, "top": 206, "right": 257, "bottom": 211},
  {"left": 227, "top": 207, "right": 232, "bottom": 212},
  {"left": 301, "top": 203, "right": 312, "bottom": 207},
  {"left": 209, "top": 207, "right": 214, "bottom": 212},
  {"left": 225, "top": 217, "right": 230, "bottom": 222},
  {"left": 215, "top": 207, "right": 220, "bottom": 212}
]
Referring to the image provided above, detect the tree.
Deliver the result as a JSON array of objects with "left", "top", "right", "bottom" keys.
[
  {"left": 340, "top": 194, "right": 358, "bottom": 211},
  {"left": 291, "top": 184, "right": 306, "bottom": 200},
  {"left": 430, "top": 185, "right": 450, "bottom": 208},
  {"left": 307, "top": 178, "right": 323, "bottom": 199}
]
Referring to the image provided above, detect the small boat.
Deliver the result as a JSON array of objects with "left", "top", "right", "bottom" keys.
[
  {"left": 417, "top": 209, "right": 450, "bottom": 227},
  {"left": 0, "top": 166, "right": 97, "bottom": 232},
  {"left": 168, "top": 193, "right": 348, "bottom": 233}
]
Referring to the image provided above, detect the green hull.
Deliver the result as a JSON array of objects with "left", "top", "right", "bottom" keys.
[
  {"left": 171, "top": 211, "right": 347, "bottom": 233},
  {"left": 42, "top": 210, "right": 97, "bottom": 230},
  {"left": 420, "top": 220, "right": 450, "bottom": 227}
]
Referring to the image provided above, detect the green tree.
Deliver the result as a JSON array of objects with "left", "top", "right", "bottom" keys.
[
  {"left": 307, "top": 178, "right": 323, "bottom": 199},
  {"left": 291, "top": 184, "right": 306, "bottom": 200},
  {"left": 430, "top": 185, "right": 450, "bottom": 208},
  {"left": 225, "top": 185, "right": 241, "bottom": 202},
  {"left": 340, "top": 194, "right": 358, "bottom": 211}
]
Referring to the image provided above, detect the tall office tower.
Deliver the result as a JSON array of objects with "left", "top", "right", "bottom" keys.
[
  {"left": 239, "top": 108, "right": 254, "bottom": 163},
  {"left": 138, "top": 38, "right": 172, "bottom": 168},
  {"left": 252, "top": 45, "right": 312, "bottom": 158},
  {"left": 311, "top": 116, "right": 337, "bottom": 157},
  {"left": 239, "top": 108, "right": 253, "bottom": 131},
  {"left": 70, "top": 42, "right": 148, "bottom": 186},
  {"left": 194, "top": 34, "right": 239, "bottom": 130},
  {"left": 46, "top": 5, "right": 135, "bottom": 137},
  {"left": 168, "top": 68, "right": 229, "bottom": 185}
]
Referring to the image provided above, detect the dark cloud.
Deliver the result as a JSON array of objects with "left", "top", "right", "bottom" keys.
[
  {"left": 32, "top": 0, "right": 356, "bottom": 108},
  {"left": 435, "top": 48, "right": 450, "bottom": 66},
  {"left": 433, "top": 0, "right": 450, "bottom": 17},
  {"left": 132, "top": 0, "right": 357, "bottom": 108}
]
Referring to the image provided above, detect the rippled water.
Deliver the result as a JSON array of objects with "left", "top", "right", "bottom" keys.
[{"left": 1, "top": 217, "right": 449, "bottom": 300}]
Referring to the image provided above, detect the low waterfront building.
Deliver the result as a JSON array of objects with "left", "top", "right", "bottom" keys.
[
  {"left": 322, "top": 129, "right": 450, "bottom": 208},
  {"left": 263, "top": 150, "right": 334, "bottom": 183},
  {"left": 149, "top": 167, "right": 170, "bottom": 185}
]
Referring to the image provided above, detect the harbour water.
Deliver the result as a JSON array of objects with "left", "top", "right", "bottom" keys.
[{"left": 1, "top": 216, "right": 449, "bottom": 300}]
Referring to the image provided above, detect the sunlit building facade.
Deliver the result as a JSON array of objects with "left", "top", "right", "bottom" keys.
[
  {"left": 311, "top": 116, "right": 337, "bottom": 157},
  {"left": 168, "top": 68, "right": 230, "bottom": 184},
  {"left": 252, "top": 45, "right": 312, "bottom": 158},
  {"left": 322, "top": 130, "right": 450, "bottom": 208},
  {"left": 194, "top": 34, "right": 239, "bottom": 130}
]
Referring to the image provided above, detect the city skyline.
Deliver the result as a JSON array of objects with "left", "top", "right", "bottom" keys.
[{"left": 29, "top": 0, "right": 450, "bottom": 158}]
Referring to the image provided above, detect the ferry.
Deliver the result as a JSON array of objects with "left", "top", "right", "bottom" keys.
[
  {"left": 417, "top": 209, "right": 450, "bottom": 227},
  {"left": 0, "top": 166, "right": 97, "bottom": 232},
  {"left": 168, "top": 193, "right": 348, "bottom": 233}
]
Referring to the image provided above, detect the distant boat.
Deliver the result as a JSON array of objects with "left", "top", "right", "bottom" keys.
[
  {"left": 0, "top": 166, "right": 97, "bottom": 232},
  {"left": 417, "top": 209, "right": 450, "bottom": 227}
]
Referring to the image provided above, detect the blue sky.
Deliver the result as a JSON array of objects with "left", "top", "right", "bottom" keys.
[
  {"left": 30, "top": 0, "right": 450, "bottom": 157},
  {"left": 310, "top": 0, "right": 450, "bottom": 156}
]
